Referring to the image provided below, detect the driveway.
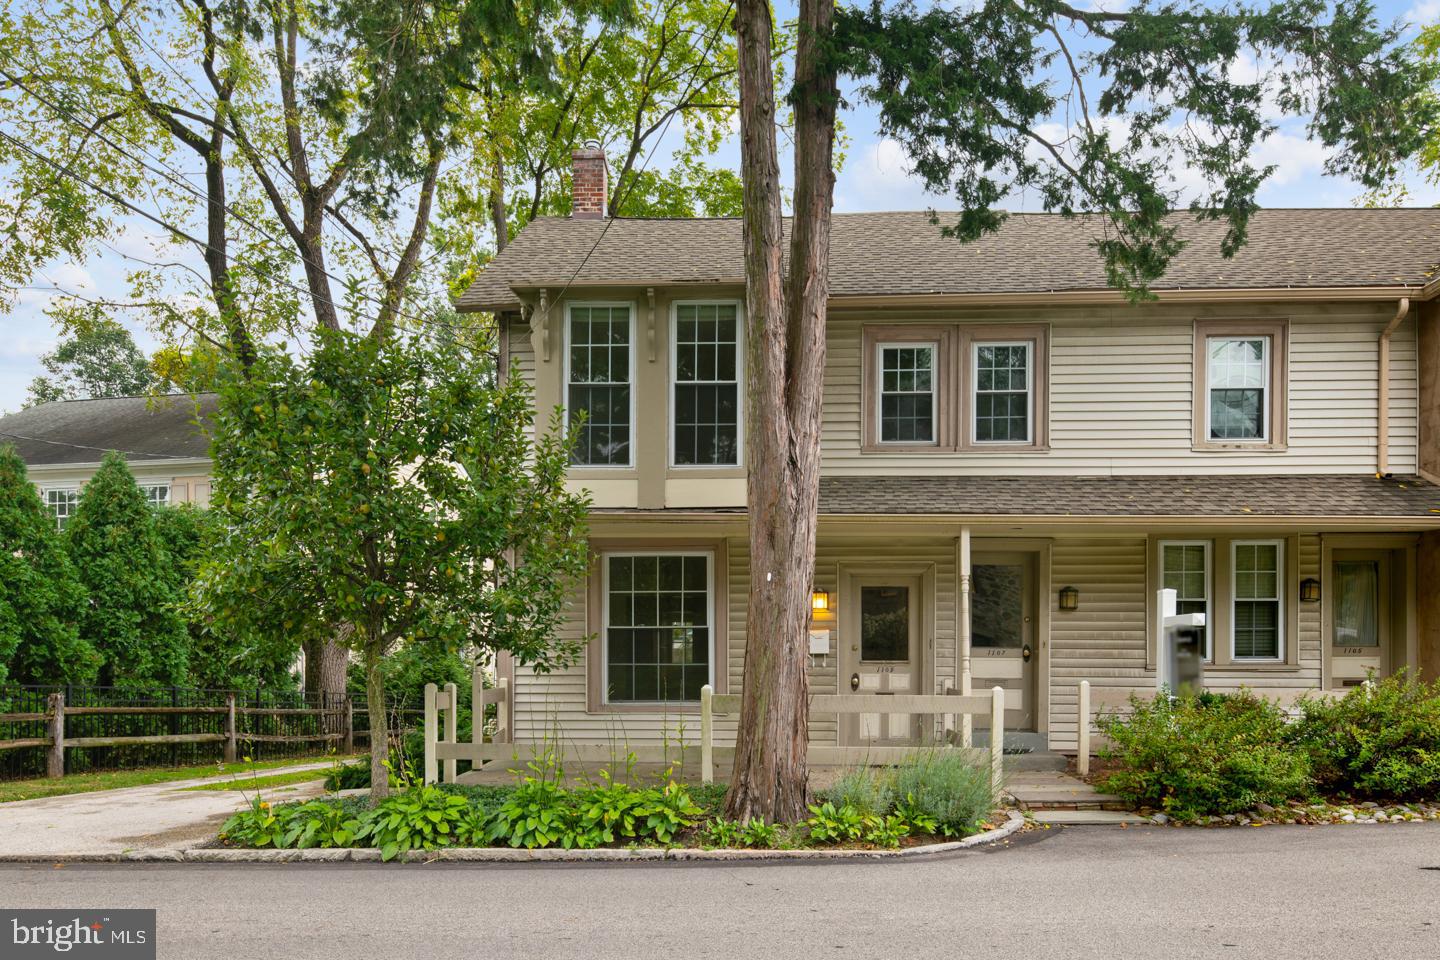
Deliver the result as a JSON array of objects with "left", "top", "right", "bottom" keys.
[
  {"left": 1, "top": 823, "right": 1436, "bottom": 959},
  {"left": 0, "top": 764, "right": 333, "bottom": 856}
]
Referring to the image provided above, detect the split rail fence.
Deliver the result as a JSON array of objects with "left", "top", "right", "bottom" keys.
[
  {"left": 425, "top": 676, "right": 1006, "bottom": 795},
  {"left": 0, "top": 685, "right": 420, "bottom": 780}
]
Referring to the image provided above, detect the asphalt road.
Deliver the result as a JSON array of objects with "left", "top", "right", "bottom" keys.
[{"left": 2, "top": 824, "right": 1438, "bottom": 960}]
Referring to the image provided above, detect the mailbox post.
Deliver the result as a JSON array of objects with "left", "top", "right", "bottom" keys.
[{"left": 1156, "top": 588, "right": 1206, "bottom": 697}]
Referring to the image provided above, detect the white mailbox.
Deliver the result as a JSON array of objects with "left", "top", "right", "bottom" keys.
[
  {"left": 1157, "top": 588, "right": 1206, "bottom": 696},
  {"left": 808, "top": 628, "right": 831, "bottom": 656}
]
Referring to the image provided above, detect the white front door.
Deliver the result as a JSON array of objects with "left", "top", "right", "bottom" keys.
[
  {"left": 841, "top": 574, "right": 924, "bottom": 747},
  {"left": 1328, "top": 549, "right": 1393, "bottom": 689},
  {"left": 970, "top": 551, "right": 1037, "bottom": 731}
]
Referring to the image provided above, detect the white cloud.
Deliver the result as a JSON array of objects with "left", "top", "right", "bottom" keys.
[{"left": 1404, "top": 0, "right": 1440, "bottom": 29}]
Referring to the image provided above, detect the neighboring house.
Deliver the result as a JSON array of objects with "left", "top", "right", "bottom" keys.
[
  {"left": 0, "top": 394, "right": 216, "bottom": 528},
  {"left": 458, "top": 148, "right": 1440, "bottom": 757}
]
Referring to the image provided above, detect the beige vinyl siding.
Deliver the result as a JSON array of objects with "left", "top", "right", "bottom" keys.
[
  {"left": 507, "top": 319, "right": 537, "bottom": 444},
  {"left": 1046, "top": 535, "right": 1323, "bottom": 752},
  {"left": 823, "top": 302, "right": 1417, "bottom": 476}
]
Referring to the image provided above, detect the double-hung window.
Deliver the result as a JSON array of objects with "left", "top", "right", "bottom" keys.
[
  {"left": 1207, "top": 337, "right": 1269, "bottom": 440},
  {"left": 603, "top": 553, "right": 712, "bottom": 704},
  {"left": 567, "top": 304, "right": 633, "bottom": 466},
  {"left": 673, "top": 303, "right": 741, "bottom": 466},
  {"left": 973, "top": 342, "right": 1032, "bottom": 443},
  {"left": 45, "top": 488, "right": 79, "bottom": 531},
  {"left": 1232, "top": 540, "right": 1284, "bottom": 660},
  {"left": 1160, "top": 541, "right": 1211, "bottom": 660},
  {"left": 878, "top": 343, "right": 936, "bottom": 443},
  {"left": 1193, "top": 320, "right": 1287, "bottom": 449}
]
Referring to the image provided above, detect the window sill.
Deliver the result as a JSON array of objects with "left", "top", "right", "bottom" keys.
[
  {"left": 588, "top": 702, "right": 705, "bottom": 715},
  {"left": 1207, "top": 662, "right": 1302, "bottom": 672},
  {"left": 1191, "top": 441, "right": 1288, "bottom": 453},
  {"left": 859, "top": 444, "right": 1051, "bottom": 455}
]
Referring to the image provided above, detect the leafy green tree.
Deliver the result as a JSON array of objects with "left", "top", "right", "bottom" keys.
[
  {"left": 193, "top": 332, "right": 590, "bottom": 799},
  {"left": 723, "top": 0, "right": 1437, "bottom": 822},
  {"left": 65, "top": 452, "right": 189, "bottom": 687},
  {"left": 26, "top": 305, "right": 160, "bottom": 406},
  {"left": 151, "top": 504, "right": 296, "bottom": 691},
  {"left": 0, "top": 444, "right": 98, "bottom": 685}
]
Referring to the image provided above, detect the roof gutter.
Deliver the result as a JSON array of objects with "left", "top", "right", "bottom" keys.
[
  {"left": 465, "top": 282, "right": 1439, "bottom": 314},
  {"left": 1378, "top": 297, "right": 1411, "bottom": 476}
]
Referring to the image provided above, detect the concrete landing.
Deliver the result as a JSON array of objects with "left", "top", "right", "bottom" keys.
[{"left": 1030, "top": 809, "right": 1154, "bottom": 826}]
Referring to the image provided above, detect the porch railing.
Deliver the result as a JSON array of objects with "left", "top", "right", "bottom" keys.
[{"left": 424, "top": 676, "right": 1005, "bottom": 795}]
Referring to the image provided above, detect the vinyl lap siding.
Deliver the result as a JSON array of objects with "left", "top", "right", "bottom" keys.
[{"left": 823, "top": 303, "right": 1417, "bottom": 476}]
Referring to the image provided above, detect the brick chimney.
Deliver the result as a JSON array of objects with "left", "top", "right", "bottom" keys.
[{"left": 571, "top": 141, "right": 607, "bottom": 219}]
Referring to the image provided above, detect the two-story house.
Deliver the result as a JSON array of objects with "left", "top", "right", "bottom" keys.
[
  {"left": 0, "top": 394, "right": 216, "bottom": 528},
  {"left": 457, "top": 147, "right": 1440, "bottom": 755}
]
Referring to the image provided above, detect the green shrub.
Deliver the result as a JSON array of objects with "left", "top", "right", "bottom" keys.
[
  {"left": 353, "top": 785, "right": 473, "bottom": 860},
  {"left": 279, "top": 799, "right": 362, "bottom": 849},
  {"left": 219, "top": 797, "right": 286, "bottom": 848},
  {"left": 1288, "top": 673, "right": 1440, "bottom": 801},
  {"left": 890, "top": 750, "right": 996, "bottom": 836},
  {"left": 825, "top": 766, "right": 894, "bottom": 817},
  {"left": 703, "top": 817, "right": 780, "bottom": 848},
  {"left": 805, "top": 801, "right": 868, "bottom": 843},
  {"left": 1097, "top": 691, "right": 1310, "bottom": 819}
]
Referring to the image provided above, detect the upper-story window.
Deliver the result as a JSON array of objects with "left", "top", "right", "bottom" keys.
[
  {"left": 140, "top": 483, "right": 171, "bottom": 508},
  {"left": 567, "top": 303, "right": 633, "bottom": 467},
  {"left": 878, "top": 343, "right": 936, "bottom": 443},
  {"left": 45, "top": 488, "right": 79, "bottom": 531},
  {"left": 672, "top": 302, "right": 741, "bottom": 466},
  {"left": 862, "top": 323, "right": 1046, "bottom": 452},
  {"left": 972, "top": 342, "right": 1032, "bottom": 444},
  {"left": 1193, "top": 319, "right": 1288, "bottom": 450}
]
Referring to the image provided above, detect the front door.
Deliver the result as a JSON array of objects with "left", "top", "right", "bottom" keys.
[
  {"left": 841, "top": 574, "right": 923, "bottom": 747},
  {"left": 1328, "top": 549, "right": 1393, "bottom": 689},
  {"left": 971, "top": 552, "right": 1037, "bottom": 731}
]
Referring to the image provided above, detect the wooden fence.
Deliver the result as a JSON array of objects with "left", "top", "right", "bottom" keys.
[
  {"left": 0, "top": 687, "right": 423, "bottom": 779},
  {"left": 424, "top": 677, "right": 1005, "bottom": 795}
]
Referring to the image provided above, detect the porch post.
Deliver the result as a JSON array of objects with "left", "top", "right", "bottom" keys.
[
  {"left": 957, "top": 527, "right": 973, "bottom": 748},
  {"left": 442, "top": 682, "right": 458, "bottom": 784}
]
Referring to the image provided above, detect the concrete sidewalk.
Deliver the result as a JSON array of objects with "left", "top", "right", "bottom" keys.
[{"left": 0, "top": 763, "right": 335, "bottom": 857}]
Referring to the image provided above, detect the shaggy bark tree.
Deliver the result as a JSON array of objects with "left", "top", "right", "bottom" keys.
[{"left": 724, "top": 0, "right": 1435, "bottom": 822}]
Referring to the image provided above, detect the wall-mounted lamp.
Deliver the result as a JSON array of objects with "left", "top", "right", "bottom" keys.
[
  {"left": 1058, "top": 585, "right": 1080, "bottom": 612},
  {"left": 1300, "top": 578, "right": 1321, "bottom": 603},
  {"left": 811, "top": 590, "right": 831, "bottom": 612}
]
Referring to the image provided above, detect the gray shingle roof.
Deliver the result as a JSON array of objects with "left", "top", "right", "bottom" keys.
[
  {"left": 817, "top": 474, "right": 1440, "bottom": 519},
  {"left": 0, "top": 394, "right": 216, "bottom": 466},
  {"left": 458, "top": 209, "right": 1440, "bottom": 312}
]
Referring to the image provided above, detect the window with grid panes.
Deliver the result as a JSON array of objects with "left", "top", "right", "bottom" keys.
[
  {"left": 1161, "top": 542, "right": 1211, "bottom": 659},
  {"left": 604, "top": 554, "right": 711, "bottom": 703},
  {"left": 1232, "top": 541, "right": 1282, "bottom": 659},
  {"left": 673, "top": 304, "right": 740, "bottom": 465},
  {"left": 878, "top": 344, "right": 935, "bottom": 443},
  {"left": 973, "top": 342, "right": 1031, "bottom": 442},
  {"left": 567, "top": 305, "right": 632, "bottom": 465}
]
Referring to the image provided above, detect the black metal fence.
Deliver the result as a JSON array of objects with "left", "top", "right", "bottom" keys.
[{"left": 0, "top": 684, "right": 418, "bottom": 781}]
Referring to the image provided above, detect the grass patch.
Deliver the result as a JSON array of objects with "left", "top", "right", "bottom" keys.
[
  {"left": 181, "top": 769, "right": 333, "bottom": 792},
  {"left": 0, "top": 755, "right": 363, "bottom": 804}
]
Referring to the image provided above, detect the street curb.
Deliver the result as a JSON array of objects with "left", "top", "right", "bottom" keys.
[{"left": 0, "top": 811, "right": 1026, "bottom": 865}]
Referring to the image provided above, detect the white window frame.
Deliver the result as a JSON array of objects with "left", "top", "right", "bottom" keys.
[
  {"left": 1230, "top": 538, "right": 1285, "bottom": 662},
  {"left": 875, "top": 341, "right": 940, "bottom": 446},
  {"left": 1205, "top": 335, "right": 1271, "bottom": 443},
  {"left": 139, "top": 483, "right": 171, "bottom": 508},
  {"left": 669, "top": 300, "right": 745, "bottom": 469},
  {"left": 42, "top": 486, "right": 80, "bottom": 531},
  {"left": 599, "top": 550, "right": 716, "bottom": 706},
  {"left": 1159, "top": 540, "right": 1213, "bottom": 662},
  {"left": 563, "top": 301, "right": 637, "bottom": 469},
  {"left": 971, "top": 340, "right": 1034, "bottom": 445}
]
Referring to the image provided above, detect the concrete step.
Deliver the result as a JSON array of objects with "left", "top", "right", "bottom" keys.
[
  {"left": 972, "top": 730, "right": 1051, "bottom": 753},
  {"left": 1030, "top": 809, "right": 1154, "bottom": 826},
  {"left": 1004, "top": 751, "right": 1070, "bottom": 772}
]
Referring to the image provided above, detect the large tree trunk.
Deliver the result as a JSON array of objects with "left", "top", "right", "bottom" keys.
[
  {"left": 724, "top": 0, "right": 838, "bottom": 824},
  {"left": 304, "top": 634, "right": 350, "bottom": 699},
  {"left": 363, "top": 637, "right": 390, "bottom": 803}
]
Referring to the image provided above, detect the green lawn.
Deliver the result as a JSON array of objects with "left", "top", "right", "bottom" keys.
[
  {"left": 0, "top": 755, "right": 362, "bottom": 804},
  {"left": 180, "top": 769, "right": 333, "bottom": 792}
]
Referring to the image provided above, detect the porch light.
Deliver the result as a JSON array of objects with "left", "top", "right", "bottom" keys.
[
  {"left": 1058, "top": 585, "right": 1080, "bottom": 611},
  {"left": 1300, "top": 578, "right": 1321, "bottom": 603},
  {"left": 811, "top": 590, "right": 831, "bottom": 612}
]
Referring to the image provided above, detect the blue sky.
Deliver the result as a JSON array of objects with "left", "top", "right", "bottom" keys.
[{"left": 2, "top": 0, "right": 1437, "bottom": 413}]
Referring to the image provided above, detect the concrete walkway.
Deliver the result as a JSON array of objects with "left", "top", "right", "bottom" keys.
[{"left": 0, "top": 763, "right": 335, "bottom": 857}]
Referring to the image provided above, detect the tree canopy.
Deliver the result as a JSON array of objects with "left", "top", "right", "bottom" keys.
[
  {"left": 192, "top": 331, "right": 591, "bottom": 796},
  {"left": 26, "top": 306, "right": 161, "bottom": 406}
]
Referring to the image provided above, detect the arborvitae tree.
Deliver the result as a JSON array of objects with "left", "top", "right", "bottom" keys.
[
  {"left": 0, "top": 444, "right": 98, "bottom": 685},
  {"left": 66, "top": 452, "right": 189, "bottom": 687}
]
